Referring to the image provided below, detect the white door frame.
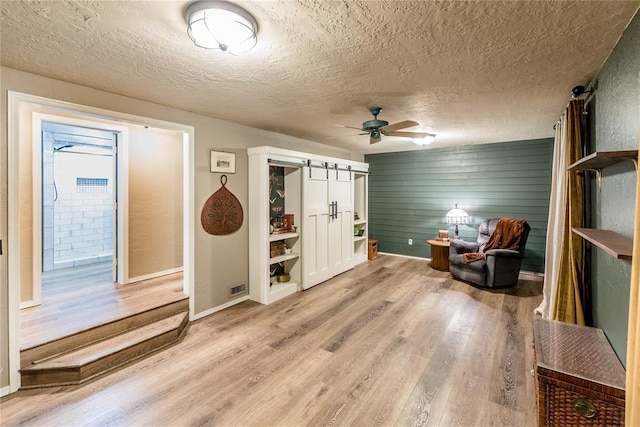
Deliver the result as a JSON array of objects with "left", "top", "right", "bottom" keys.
[
  {"left": 26, "top": 113, "right": 129, "bottom": 309},
  {"left": 6, "top": 91, "right": 195, "bottom": 394}
]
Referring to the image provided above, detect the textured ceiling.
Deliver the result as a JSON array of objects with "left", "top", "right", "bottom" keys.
[{"left": 1, "top": 1, "right": 639, "bottom": 154}]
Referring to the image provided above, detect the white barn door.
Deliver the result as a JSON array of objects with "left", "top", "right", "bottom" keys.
[
  {"left": 302, "top": 165, "right": 354, "bottom": 290},
  {"left": 329, "top": 168, "right": 353, "bottom": 276},
  {"left": 302, "top": 166, "right": 332, "bottom": 289}
]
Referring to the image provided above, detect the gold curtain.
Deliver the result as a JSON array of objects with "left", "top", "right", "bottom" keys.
[
  {"left": 625, "top": 141, "right": 640, "bottom": 426},
  {"left": 552, "top": 99, "right": 585, "bottom": 324}
]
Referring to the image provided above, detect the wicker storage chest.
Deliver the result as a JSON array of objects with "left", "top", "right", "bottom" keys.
[{"left": 533, "top": 317, "right": 625, "bottom": 426}]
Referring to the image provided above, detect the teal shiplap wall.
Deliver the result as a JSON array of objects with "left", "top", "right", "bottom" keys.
[
  {"left": 589, "top": 11, "right": 639, "bottom": 366},
  {"left": 365, "top": 138, "right": 553, "bottom": 273}
]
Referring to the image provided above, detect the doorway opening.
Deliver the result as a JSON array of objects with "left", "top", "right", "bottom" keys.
[
  {"left": 6, "top": 91, "right": 195, "bottom": 395},
  {"left": 41, "top": 122, "right": 117, "bottom": 291}
]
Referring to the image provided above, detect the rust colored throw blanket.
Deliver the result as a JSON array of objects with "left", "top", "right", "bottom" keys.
[{"left": 463, "top": 218, "right": 527, "bottom": 263}]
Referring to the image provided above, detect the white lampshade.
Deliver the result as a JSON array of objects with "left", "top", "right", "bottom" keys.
[
  {"left": 186, "top": 1, "right": 258, "bottom": 54},
  {"left": 446, "top": 204, "right": 468, "bottom": 239},
  {"left": 445, "top": 204, "right": 469, "bottom": 225}
]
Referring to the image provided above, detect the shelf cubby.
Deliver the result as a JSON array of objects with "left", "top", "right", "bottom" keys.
[
  {"left": 269, "top": 253, "right": 300, "bottom": 264},
  {"left": 353, "top": 172, "right": 369, "bottom": 265},
  {"left": 269, "top": 232, "right": 299, "bottom": 242}
]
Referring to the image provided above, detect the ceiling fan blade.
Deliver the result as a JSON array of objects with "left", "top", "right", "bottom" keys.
[
  {"left": 334, "top": 124, "right": 364, "bottom": 131},
  {"left": 325, "top": 132, "right": 368, "bottom": 140},
  {"left": 386, "top": 131, "right": 433, "bottom": 139},
  {"left": 370, "top": 134, "right": 381, "bottom": 144},
  {"left": 382, "top": 120, "right": 419, "bottom": 133}
]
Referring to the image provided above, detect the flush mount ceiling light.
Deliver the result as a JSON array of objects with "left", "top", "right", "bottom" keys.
[
  {"left": 185, "top": 0, "right": 258, "bottom": 55},
  {"left": 412, "top": 134, "right": 436, "bottom": 145}
]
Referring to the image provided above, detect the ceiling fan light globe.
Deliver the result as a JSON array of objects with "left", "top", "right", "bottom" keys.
[
  {"left": 413, "top": 135, "right": 436, "bottom": 145},
  {"left": 371, "top": 130, "right": 381, "bottom": 139}
]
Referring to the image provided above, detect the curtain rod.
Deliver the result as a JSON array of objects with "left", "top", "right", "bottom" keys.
[
  {"left": 553, "top": 83, "right": 597, "bottom": 129},
  {"left": 572, "top": 83, "right": 596, "bottom": 111}
]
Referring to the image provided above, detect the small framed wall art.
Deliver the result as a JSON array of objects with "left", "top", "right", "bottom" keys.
[{"left": 210, "top": 150, "right": 236, "bottom": 174}]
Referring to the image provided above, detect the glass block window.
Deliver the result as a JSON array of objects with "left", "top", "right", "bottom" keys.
[{"left": 76, "top": 177, "right": 109, "bottom": 194}]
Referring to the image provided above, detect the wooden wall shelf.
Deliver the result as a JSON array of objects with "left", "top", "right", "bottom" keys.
[
  {"left": 572, "top": 228, "right": 633, "bottom": 260},
  {"left": 567, "top": 150, "right": 638, "bottom": 171}
]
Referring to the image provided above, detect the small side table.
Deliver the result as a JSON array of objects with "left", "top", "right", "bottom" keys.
[{"left": 426, "top": 239, "right": 450, "bottom": 272}]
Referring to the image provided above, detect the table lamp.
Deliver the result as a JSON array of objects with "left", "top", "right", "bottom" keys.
[{"left": 445, "top": 204, "right": 469, "bottom": 239}]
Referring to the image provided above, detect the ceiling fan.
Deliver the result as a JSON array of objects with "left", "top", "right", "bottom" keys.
[{"left": 337, "top": 107, "right": 434, "bottom": 144}]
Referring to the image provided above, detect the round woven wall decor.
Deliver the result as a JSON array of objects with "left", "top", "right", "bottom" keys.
[{"left": 201, "top": 175, "right": 243, "bottom": 235}]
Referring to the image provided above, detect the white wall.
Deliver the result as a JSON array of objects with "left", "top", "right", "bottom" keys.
[
  {"left": 0, "top": 66, "right": 363, "bottom": 389},
  {"left": 128, "top": 126, "right": 184, "bottom": 279}
]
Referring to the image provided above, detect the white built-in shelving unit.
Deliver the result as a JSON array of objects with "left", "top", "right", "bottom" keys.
[{"left": 248, "top": 146, "right": 369, "bottom": 305}]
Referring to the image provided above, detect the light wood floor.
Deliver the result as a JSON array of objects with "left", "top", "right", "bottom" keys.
[
  {"left": 2, "top": 255, "right": 542, "bottom": 426},
  {"left": 21, "top": 262, "right": 186, "bottom": 350}
]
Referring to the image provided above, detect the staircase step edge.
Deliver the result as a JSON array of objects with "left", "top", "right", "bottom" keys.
[{"left": 23, "top": 311, "right": 188, "bottom": 370}]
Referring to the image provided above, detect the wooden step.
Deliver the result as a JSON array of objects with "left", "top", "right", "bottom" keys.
[
  {"left": 20, "top": 311, "right": 189, "bottom": 388},
  {"left": 21, "top": 297, "right": 189, "bottom": 368}
]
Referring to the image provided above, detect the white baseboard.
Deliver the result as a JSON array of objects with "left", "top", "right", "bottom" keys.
[
  {"left": 127, "top": 267, "right": 184, "bottom": 284},
  {"left": 378, "top": 252, "right": 429, "bottom": 261},
  {"left": 20, "top": 299, "right": 38, "bottom": 309},
  {"left": 1, "top": 384, "right": 12, "bottom": 397},
  {"left": 193, "top": 295, "right": 250, "bottom": 320},
  {"left": 378, "top": 252, "right": 544, "bottom": 281},
  {"left": 519, "top": 270, "right": 544, "bottom": 281}
]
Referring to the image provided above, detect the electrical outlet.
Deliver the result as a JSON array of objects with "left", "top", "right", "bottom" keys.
[{"left": 408, "top": 238, "right": 413, "bottom": 245}]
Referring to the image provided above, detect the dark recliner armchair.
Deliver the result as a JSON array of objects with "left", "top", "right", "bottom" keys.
[{"left": 448, "top": 218, "right": 530, "bottom": 288}]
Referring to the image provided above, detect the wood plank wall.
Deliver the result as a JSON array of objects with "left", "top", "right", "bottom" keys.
[{"left": 365, "top": 138, "right": 553, "bottom": 273}]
